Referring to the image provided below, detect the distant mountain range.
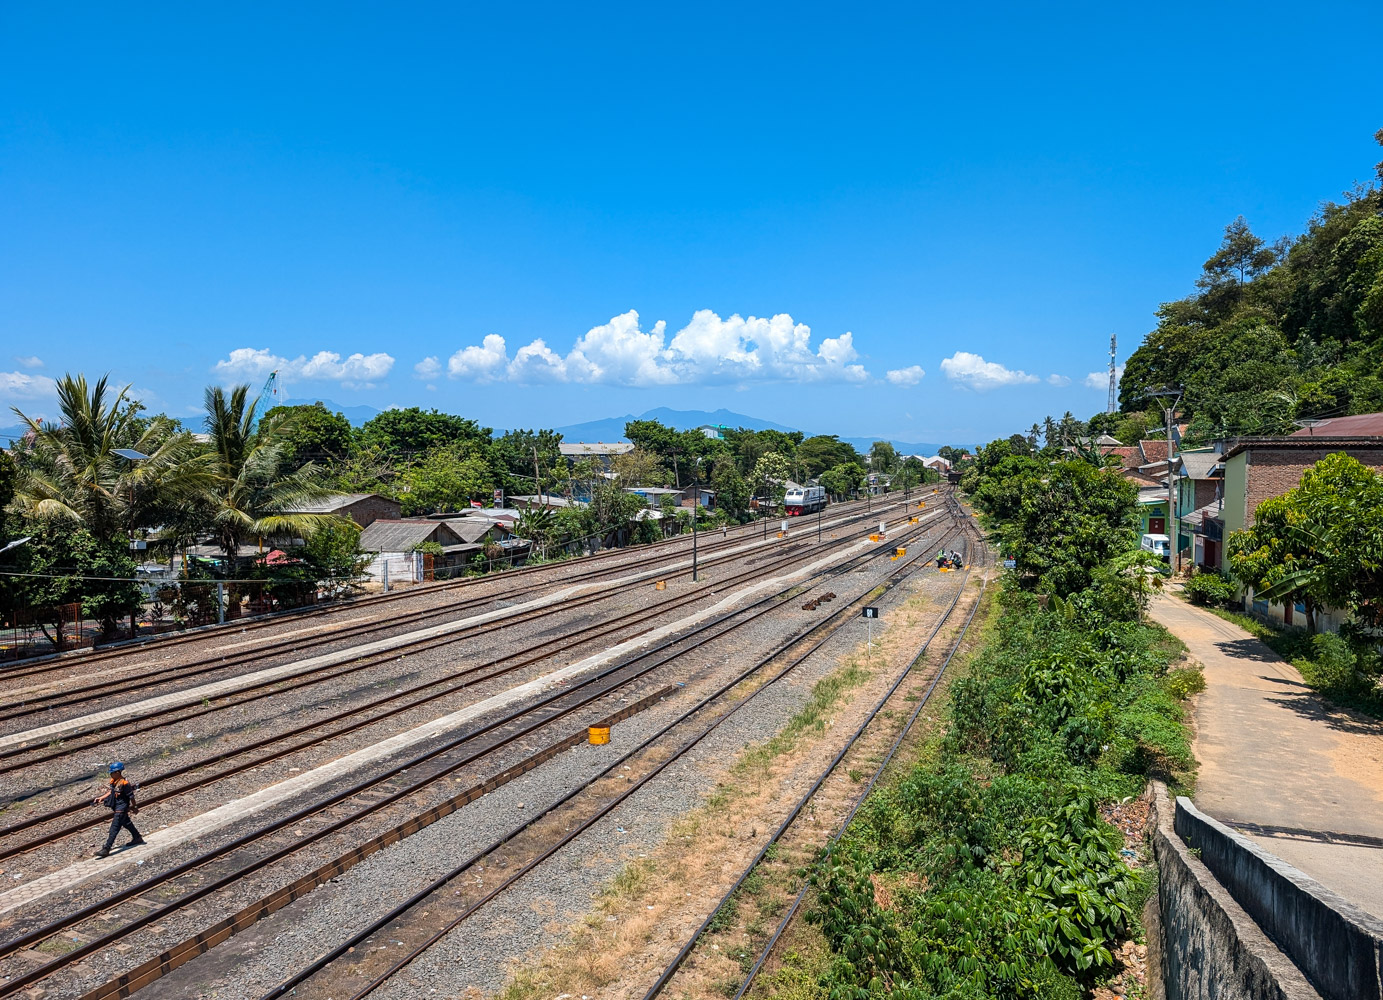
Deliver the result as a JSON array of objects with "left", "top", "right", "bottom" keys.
[
  {"left": 552, "top": 407, "right": 945, "bottom": 456},
  {"left": 279, "top": 397, "right": 385, "bottom": 427},
  {"left": 1, "top": 402, "right": 948, "bottom": 455}
]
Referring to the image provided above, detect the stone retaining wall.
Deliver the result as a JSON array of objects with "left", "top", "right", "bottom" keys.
[
  {"left": 1173, "top": 793, "right": 1383, "bottom": 1000},
  {"left": 1150, "top": 783, "right": 1320, "bottom": 1000}
]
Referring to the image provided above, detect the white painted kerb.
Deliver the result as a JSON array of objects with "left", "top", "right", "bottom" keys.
[{"left": 0, "top": 534, "right": 876, "bottom": 915}]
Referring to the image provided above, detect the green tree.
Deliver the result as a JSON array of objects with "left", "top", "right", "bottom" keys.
[
  {"left": 3, "top": 521, "right": 142, "bottom": 640},
  {"left": 201, "top": 385, "right": 333, "bottom": 560},
  {"left": 796, "top": 435, "right": 860, "bottom": 478},
  {"left": 751, "top": 451, "right": 792, "bottom": 514},
  {"left": 820, "top": 461, "right": 865, "bottom": 500},
  {"left": 492, "top": 428, "right": 564, "bottom": 494},
  {"left": 998, "top": 462, "right": 1138, "bottom": 597},
  {"left": 261, "top": 402, "right": 354, "bottom": 466},
  {"left": 10, "top": 374, "right": 205, "bottom": 544},
  {"left": 711, "top": 461, "right": 751, "bottom": 517},
  {"left": 1229, "top": 453, "right": 1383, "bottom": 630},
  {"left": 358, "top": 407, "right": 490, "bottom": 460},
  {"left": 868, "top": 440, "right": 899, "bottom": 473},
  {"left": 396, "top": 445, "right": 495, "bottom": 515}
]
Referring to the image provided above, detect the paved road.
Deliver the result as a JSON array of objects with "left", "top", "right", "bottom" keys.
[{"left": 1150, "top": 595, "right": 1383, "bottom": 921}]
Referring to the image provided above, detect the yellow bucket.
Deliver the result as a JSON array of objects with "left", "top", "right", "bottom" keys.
[
  {"left": 777, "top": 531, "right": 784, "bottom": 538},
  {"left": 896, "top": 547, "right": 906, "bottom": 557},
  {"left": 588, "top": 726, "right": 610, "bottom": 745},
  {"left": 655, "top": 580, "right": 666, "bottom": 591},
  {"left": 869, "top": 533, "right": 881, "bottom": 542}
]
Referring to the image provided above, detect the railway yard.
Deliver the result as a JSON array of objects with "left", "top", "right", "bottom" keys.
[{"left": 0, "top": 490, "right": 990, "bottom": 1000}]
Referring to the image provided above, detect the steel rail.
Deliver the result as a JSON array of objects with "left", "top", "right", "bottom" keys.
[
  {"left": 640, "top": 528, "right": 987, "bottom": 1000},
  {"left": 0, "top": 515, "right": 952, "bottom": 998},
  {"left": 0, "top": 508, "right": 940, "bottom": 780},
  {"left": 252, "top": 518, "right": 970, "bottom": 1000},
  {"left": 729, "top": 534, "right": 989, "bottom": 1000},
  {"left": 0, "top": 497, "right": 914, "bottom": 717},
  {"left": 0, "top": 494, "right": 910, "bottom": 684},
  {"left": 0, "top": 507, "right": 950, "bottom": 854}
]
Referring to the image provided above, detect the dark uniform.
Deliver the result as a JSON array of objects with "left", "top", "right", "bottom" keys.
[{"left": 95, "top": 764, "right": 145, "bottom": 857}]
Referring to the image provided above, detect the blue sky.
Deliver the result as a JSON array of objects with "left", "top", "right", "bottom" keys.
[{"left": 3, "top": 3, "right": 1381, "bottom": 445}]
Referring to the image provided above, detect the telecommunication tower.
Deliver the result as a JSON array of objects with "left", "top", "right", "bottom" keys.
[{"left": 1106, "top": 335, "right": 1118, "bottom": 413}]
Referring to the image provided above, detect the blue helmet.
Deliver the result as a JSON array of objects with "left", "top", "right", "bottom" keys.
[{"left": 109, "top": 762, "right": 124, "bottom": 773}]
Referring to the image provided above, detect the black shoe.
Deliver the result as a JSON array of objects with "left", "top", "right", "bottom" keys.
[
  {"left": 128, "top": 838, "right": 146, "bottom": 847},
  {"left": 94, "top": 848, "right": 110, "bottom": 858}
]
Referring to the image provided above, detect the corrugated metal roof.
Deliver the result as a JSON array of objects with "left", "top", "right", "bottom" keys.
[
  {"left": 559, "top": 442, "right": 635, "bottom": 456},
  {"left": 439, "top": 519, "right": 498, "bottom": 544},
  {"left": 286, "top": 493, "right": 393, "bottom": 513},
  {"left": 1290, "top": 412, "right": 1383, "bottom": 437},
  {"left": 357, "top": 519, "right": 463, "bottom": 552},
  {"left": 1178, "top": 451, "right": 1223, "bottom": 480}
]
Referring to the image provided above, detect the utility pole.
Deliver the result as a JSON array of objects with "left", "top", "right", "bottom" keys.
[
  {"left": 1144, "top": 386, "right": 1182, "bottom": 572},
  {"left": 533, "top": 446, "right": 542, "bottom": 505},
  {"left": 691, "top": 488, "right": 698, "bottom": 581}
]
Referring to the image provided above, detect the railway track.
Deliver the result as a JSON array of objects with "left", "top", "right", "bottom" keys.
[
  {"left": 0, "top": 505, "right": 952, "bottom": 860},
  {"left": 0, "top": 501, "right": 932, "bottom": 796},
  {"left": 0, "top": 493, "right": 920, "bottom": 686},
  {"left": 226, "top": 501, "right": 982, "bottom": 1000},
  {"left": 0, "top": 495, "right": 920, "bottom": 723},
  {"left": 647, "top": 517, "right": 989, "bottom": 1000},
  {"left": 0, "top": 503, "right": 963, "bottom": 1000}
]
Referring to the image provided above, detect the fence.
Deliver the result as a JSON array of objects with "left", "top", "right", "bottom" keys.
[{"left": 1, "top": 574, "right": 368, "bottom": 663}]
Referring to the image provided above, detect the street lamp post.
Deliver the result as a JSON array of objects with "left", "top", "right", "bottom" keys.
[
  {"left": 691, "top": 483, "right": 699, "bottom": 582},
  {"left": 114, "top": 448, "right": 149, "bottom": 637}
]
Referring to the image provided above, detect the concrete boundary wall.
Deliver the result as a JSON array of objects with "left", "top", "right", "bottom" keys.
[
  {"left": 1150, "top": 784, "right": 1320, "bottom": 1000},
  {"left": 1173, "top": 794, "right": 1383, "bottom": 1000}
]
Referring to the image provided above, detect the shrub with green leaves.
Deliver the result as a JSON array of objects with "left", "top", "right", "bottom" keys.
[
  {"left": 1183, "top": 571, "right": 1237, "bottom": 608},
  {"left": 809, "top": 577, "right": 1183, "bottom": 998}
]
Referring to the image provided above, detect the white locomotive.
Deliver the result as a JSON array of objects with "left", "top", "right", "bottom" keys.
[{"left": 784, "top": 484, "right": 827, "bottom": 516}]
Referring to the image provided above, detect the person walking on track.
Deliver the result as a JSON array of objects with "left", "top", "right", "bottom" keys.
[{"left": 93, "top": 762, "right": 145, "bottom": 858}]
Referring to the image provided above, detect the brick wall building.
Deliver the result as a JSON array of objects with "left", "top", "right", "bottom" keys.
[
  {"left": 286, "top": 492, "right": 402, "bottom": 528},
  {"left": 1218, "top": 439, "right": 1383, "bottom": 614}
]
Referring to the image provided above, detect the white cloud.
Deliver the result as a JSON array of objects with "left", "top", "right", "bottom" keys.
[
  {"left": 1047, "top": 374, "right": 1072, "bottom": 387},
  {"left": 939, "top": 352, "right": 1040, "bottom": 390},
  {"left": 214, "top": 347, "right": 396, "bottom": 389},
  {"left": 0, "top": 370, "right": 57, "bottom": 399},
  {"left": 13, "top": 356, "right": 43, "bottom": 369},
  {"left": 414, "top": 356, "right": 442, "bottom": 379},
  {"left": 433, "top": 309, "right": 872, "bottom": 387},
  {"left": 885, "top": 365, "right": 926, "bottom": 387},
  {"left": 446, "top": 334, "right": 509, "bottom": 381},
  {"left": 1085, "top": 365, "right": 1125, "bottom": 389}
]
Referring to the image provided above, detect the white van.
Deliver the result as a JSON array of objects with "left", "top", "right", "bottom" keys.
[{"left": 1140, "top": 533, "right": 1171, "bottom": 561}]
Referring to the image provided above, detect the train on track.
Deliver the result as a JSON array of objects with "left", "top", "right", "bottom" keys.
[{"left": 783, "top": 485, "right": 827, "bottom": 516}]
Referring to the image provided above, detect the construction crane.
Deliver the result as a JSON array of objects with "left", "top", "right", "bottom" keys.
[{"left": 261, "top": 370, "right": 280, "bottom": 405}]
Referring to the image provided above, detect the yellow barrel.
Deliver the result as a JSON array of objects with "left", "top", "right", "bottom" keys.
[
  {"left": 869, "top": 533, "right": 881, "bottom": 542},
  {"left": 588, "top": 725, "right": 610, "bottom": 745},
  {"left": 896, "top": 547, "right": 906, "bottom": 557},
  {"left": 655, "top": 580, "right": 666, "bottom": 591}
]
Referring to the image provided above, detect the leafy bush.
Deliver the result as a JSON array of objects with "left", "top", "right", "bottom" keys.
[
  {"left": 810, "top": 577, "right": 1184, "bottom": 997},
  {"left": 1183, "top": 571, "right": 1237, "bottom": 608},
  {"left": 1164, "top": 665, "right": 1207, "bottom": 700}
]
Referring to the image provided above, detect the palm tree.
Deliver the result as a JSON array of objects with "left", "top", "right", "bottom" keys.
[
  {"left": 11, "top": 374, "right": 203, "bottom": 542},
  {"left": 1027, "top": 423, "right": 1041, "bottom": 448},
  {"left": 201, "top": 385, "right": 334, "bottom": 560},
  {"left": 1042, "top": 415, "right": 1057, "bottom": 448}
]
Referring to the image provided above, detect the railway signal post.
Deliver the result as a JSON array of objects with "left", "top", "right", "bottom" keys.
[{"left": 862, "top": 605, "right": 879, "bottom": 648}]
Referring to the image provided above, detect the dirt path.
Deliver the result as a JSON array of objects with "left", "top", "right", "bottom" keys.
[{"left": 1149, "top": 595, "right": 1383, "bottom": 920}]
